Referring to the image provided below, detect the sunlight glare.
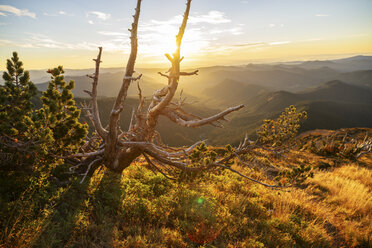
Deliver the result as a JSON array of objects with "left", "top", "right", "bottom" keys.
[{"left": 139, "top": 27, "right": 207, "bottom": 61}]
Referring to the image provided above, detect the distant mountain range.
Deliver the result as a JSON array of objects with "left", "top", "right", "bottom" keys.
[
  {"left": 246, "top": 80, "right": 372, "bottom": 113},
  {"left": 200, "top": 80, "right": 372, "bottom": 145},
  {"left": 2, "top": 54, "right": 370, "bottom": 94},
  {"left": 36, "top": 72, "right": 165, "bottom": 98},
  {"left": 21, "top": 55, "right": 372, "bottom": 145},
  {"left": 291, "top": 55, "right": 372, "bottom": 72}
]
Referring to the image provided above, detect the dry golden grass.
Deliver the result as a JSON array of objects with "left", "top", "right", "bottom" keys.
[
  {"left": 305, "top": 164, "right": 372, "bottom": 245},
  {"left": 250, "top": 142, "right": 372, "bottom": 247},
  {"left": 332, "top": 164, "right": 372, "bottom": 189},
  {"left": 309, "top": 173, "right": 371, "bottom": 216}
]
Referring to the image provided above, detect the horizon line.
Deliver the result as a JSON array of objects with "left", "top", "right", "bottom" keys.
[{"left": 1, "top": 52, "right": 371, "bottom": 71}]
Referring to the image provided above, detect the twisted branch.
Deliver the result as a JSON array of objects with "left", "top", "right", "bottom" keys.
[{"left": 162, "top": 104, "right": 244, "bottom": 128}]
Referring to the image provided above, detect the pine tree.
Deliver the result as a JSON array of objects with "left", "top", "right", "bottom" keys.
[
  {"left": 0, "top": 52, "right": 37, "bottom": 168},
  {"left": 0, "top": 52, "right": 36, "bottom": 136},
  {"left": 1, "top": 53, "right": 88, "bottom": 169},
  {"left": 34, "top": 66, "right": 88, "bottom": 155}
]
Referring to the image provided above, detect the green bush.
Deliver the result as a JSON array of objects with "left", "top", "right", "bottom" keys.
[{"left": 257, "top": 105, "right": 307, "bottom": 147}]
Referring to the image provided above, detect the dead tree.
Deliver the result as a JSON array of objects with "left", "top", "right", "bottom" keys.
[{"left": 68, "top": 0, "right": 278, "bottom": 187}]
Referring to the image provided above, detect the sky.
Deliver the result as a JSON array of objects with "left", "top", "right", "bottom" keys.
[{"left": 0, "top": 0, "right": 372, "bottom": 69}]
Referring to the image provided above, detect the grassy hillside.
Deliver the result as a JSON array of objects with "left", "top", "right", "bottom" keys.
[{"left": 1, "top": 128, "right": 371, "bottom": 247}]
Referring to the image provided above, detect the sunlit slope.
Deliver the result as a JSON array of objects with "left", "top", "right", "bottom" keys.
[{"left": 1, "top": 128, "right": 370, "bottom": 247}]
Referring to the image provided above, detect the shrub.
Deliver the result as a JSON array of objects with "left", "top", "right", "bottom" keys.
[
  {"left": 275, "top": 164, "right": 314, "bottom": 187},
  {"left": 257, "top": 105, "right": 307, "bottom": 147}
]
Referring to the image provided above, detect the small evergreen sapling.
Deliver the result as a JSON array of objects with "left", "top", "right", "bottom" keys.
[{"left": 257, "top": 105, "right": 307, "bottom": 147}]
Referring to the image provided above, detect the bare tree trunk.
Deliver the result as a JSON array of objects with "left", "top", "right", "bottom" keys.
[
  {"left": 103, "top": 0, "right": 142, "bottom": 170},
  {"left": 69, "top": 0, "right": 282, "bottom": 188}
]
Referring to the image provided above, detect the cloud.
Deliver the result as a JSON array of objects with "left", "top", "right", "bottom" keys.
[
  {"left": 98, "top": 31, "right": 128, "bottom": 37},
  {"left": 43, "top": 12, "right": 57, "bottom": 17},
  {"left": 231, "top": 41, "right": 291, "bottom": 48},
  {"left": 232, "top": 42, "right": 266, "bottom": 47},
  {"left": 202, "top": 40, "right": 294, "bottom": 56},
  {"left": 150, "top": 11, "right": 231, "bottom": 26},
  {"left": 3, "top": 33, "right": 130, "bottom": 52},
  {"left": 0, "top": 12, "right": 6, "bottom": 16},
  {"left": 27, "top": 34, "right": 64, "bottom": 49},
  {"left": 209, "top": 27, "right": 243, "bottom": 35},
  {"left": 269, "top": 41, "right": 292, "bottom": 45},
  {"left": 217, "top": 41, "right": 286, "bottom": 52},
  {"left": 25, "top": 34, "right": 98, "bottom": 50},
  {"left": 88, "top": 20, "right": 94, "bottom": 24},
  {"left": 315, "top": 14, "right": 330, "bottom": 17},
  {"left": 43, "top": 10, "right": 73, "bottom": 17},
  {"left": 0, "top": 39, "right": 11, "bottom": 46},
  {"left": 0, "top": 5, "right": 36, "bottom": 18},
  {"left": 189, "top": 11, "right": 231, "bottom": 24},
  {"left": 0, "top": 38, "right": 35, "bottom": 48},
  {"left": 88, "top": 11, "right": 111, "bottom": 20},
  {"left": 269, "top": 23, "right": 284, "bottom": 28}
]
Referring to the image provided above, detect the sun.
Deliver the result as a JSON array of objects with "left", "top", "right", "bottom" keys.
[{"left": 139, "top": 27, "right": 207, "bottom": 61}]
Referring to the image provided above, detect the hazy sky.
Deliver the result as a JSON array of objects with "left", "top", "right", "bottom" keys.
[{"left": 0, "top": 0, "right": 372, "bottom": 69}]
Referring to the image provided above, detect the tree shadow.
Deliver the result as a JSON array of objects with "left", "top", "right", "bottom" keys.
[
  {"left": 65, "top": 169, "right": 123, "bottom": 247},
  {"left": 29, "top": 176, "right": 92, "bottom": 248}
]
